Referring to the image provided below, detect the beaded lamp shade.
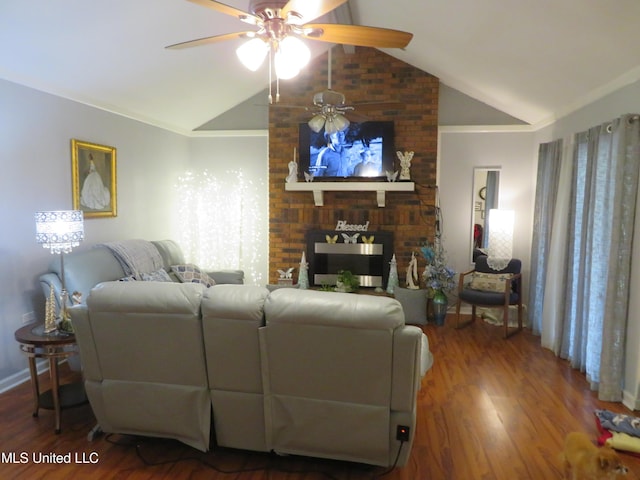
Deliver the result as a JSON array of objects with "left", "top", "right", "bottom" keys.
[{"left": 35, "top": 210, "right": 84, "bottom": 254}]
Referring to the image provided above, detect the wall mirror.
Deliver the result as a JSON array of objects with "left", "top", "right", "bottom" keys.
[{"left": 471, "top": 167, "right": 500, "bottom": 262}]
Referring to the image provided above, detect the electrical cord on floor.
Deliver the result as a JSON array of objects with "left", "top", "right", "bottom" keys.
[
  {"left": 105, "top": 433, "right": 387, "bottom": 479},
  {"left": 374, "top": 440, "right": 405, "bottom": 477}
]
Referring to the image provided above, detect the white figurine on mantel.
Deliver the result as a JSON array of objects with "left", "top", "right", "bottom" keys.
[
  {"left": 386, "top": 254, "right": 399, "bottom": 294},
  {"left": 298, "top": 252, "right": 309, "bottom": 289},
  {"left": 286, "top": 147, "right": 298, "bottom": 183},
  {"left": 385, "top": 170, "right": 398, "bottom": 182},
  {"left": 285, "top": 160, "right": 298, "bottom": 183},
  {"left": 397, "top": 151, "right": 414, "bottom": 181},
  {"left": 406, "top": 251, "right": 420, "bottom": 289}
]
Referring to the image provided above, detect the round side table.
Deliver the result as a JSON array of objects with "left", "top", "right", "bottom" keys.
[{"left": 14, "top": 323, "right": 87, "bottom": 434}]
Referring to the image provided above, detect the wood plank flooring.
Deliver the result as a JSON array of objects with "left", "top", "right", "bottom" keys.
[{"left": 2, "top": 315, "right": 640, "bottom": 479}]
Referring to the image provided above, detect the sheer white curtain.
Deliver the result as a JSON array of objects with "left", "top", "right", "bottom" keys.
[
  {"left": 174, "top": 169, "right": 265, "bottom": 285},
  {"left": 531, "top": 114, "right": 640, "bottom": 401}
]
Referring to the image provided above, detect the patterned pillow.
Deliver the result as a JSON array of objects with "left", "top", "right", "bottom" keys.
[
  {"left": 171, "top": 264, "right": 217, "bottom": 288},
  {"left": 140, "top": 269, "right": 173, "bottom": 282},
  {"left": 119, "top": 275, "right": 138, "bottom": 282},
  {"left": 469, "top": 272, "right": 512, "bottom": 292}
]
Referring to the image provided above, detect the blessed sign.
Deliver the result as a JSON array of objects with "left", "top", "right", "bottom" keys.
[{"left": 335, "top": 220, "right": 370, "bottom": 232}]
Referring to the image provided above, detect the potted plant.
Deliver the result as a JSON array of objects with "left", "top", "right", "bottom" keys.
[
  {"left": 420, "top": 239, "right": 456, "bottom": 325},
  {"left": 335, "top": 270, "right": 360, "bottom": 293}
]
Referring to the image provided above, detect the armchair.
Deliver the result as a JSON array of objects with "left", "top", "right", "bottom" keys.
[{"left": 454, "top": 255, "right": 523, "bottom": 338}]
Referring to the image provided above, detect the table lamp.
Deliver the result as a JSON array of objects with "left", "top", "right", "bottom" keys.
[
  {"left": 486, "top": 209, "right": 514, "bottom": 271},
  {"left": 35, "top": 210, "right": 84, "bottom": 333}
]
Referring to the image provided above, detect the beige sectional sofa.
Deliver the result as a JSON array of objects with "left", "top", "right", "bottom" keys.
[
  {"left": 70, "top": 282, "right": 432, "bottom": 468},
  {"left": 51, "top": 239, "right": 432, "bottom": 467}
]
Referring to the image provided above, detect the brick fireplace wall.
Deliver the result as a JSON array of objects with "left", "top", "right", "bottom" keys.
[{"left": 268, "top": 46, "right": 439, "bottom": 285}]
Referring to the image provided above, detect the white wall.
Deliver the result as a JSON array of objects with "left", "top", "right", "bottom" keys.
[{"left": 438, "top": 128, "right": 537, "bottom": 288}]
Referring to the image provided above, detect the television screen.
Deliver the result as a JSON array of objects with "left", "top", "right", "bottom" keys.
[{"left": 298, "top": 121, "right": 395, "bottom": 180}]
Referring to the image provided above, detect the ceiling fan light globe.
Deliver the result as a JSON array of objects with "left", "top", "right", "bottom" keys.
[
  {"left": 324, "top": 117, "right": 339, "bottom": 135},
  {"left": 333, "top": 114, "right": 350, "bottom": 132},
  {"left": 308, "top": 114, "right": 326, "bottom": 133},
  {"left": 274, "top": 50, "right": 300, "bottom": 79},
  {"left": 280, "top": 36, "right": 310, "bottom": 69},
  {"left": 274, "top": 36, "right": 310, "bottom": 79},
  {"left": 236, "top": 38, "right": 268, "bottom": 71}
]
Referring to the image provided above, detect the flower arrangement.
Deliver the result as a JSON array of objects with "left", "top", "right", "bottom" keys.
[{"left": 420, "top": 239, "right": 456, "bottom": 295}]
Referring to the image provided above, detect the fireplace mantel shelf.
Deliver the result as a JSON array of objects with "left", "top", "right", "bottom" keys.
[{"left": 285, "top": 181, "right": 415, "bottom": 207}]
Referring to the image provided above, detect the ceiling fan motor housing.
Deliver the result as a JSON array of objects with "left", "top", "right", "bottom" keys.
[
  {"left": 314, "top": 90, "right": 346, "bottom": 107},
  {"left": 250, "top": 1, "right": 289, "bottom": 18}
]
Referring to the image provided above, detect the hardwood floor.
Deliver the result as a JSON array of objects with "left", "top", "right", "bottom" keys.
[{"left": 2, "top": 316, "right": 640, "bottom": 479}]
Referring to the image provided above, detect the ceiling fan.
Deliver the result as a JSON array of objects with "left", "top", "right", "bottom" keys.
[
  {"left": 166, "top": 0, "right": 413, "bottom": 101},
  {"left": 276, "top": 48, "right": 404, "bottom": 134}
]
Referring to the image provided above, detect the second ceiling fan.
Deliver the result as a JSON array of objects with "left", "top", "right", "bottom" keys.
[{"left": 276, "top": 48, "right": 404, "bottom": 134}]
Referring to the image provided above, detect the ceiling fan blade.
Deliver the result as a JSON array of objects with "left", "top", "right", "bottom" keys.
[
  {"left": 166, "top": 31, "right": 253, "bottom": 49},
  {"left": 346, "top": 111, "right": 370, "bottom": 123},
  {"left": 269, "top": 104, "right": 312, "bottom": 111},
  {"left": 187, "top": 0, "right": 260, "bottom": 25},
  {"left": 351, "top": 102, "right": 405, "bottom": 111},
  {"left": 282, "top": 0, "right": 348, "bottom": 24},
  {"left": 302, "top": 24, "right": 413, "bottom": 49}
]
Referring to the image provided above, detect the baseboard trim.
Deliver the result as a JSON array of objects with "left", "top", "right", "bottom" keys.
[
  {"left": 622, "top": 389, "right": 639, "bottom": 412},
  {"left": 0, "top": 359, "right": 49, "bottom": 394}
]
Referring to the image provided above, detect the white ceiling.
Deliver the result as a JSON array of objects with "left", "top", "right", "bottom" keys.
[{"left": 1, "top": 0, "right": 639, "bottom": 135}]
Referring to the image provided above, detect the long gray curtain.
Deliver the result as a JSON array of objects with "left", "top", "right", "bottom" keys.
[
  {"left": 532, "top": 114, "right": 640, "bottom": 402},
  {"left": 560, "top": 114, "right": 640, "bottom": 400},
  {"left": 528, "top": 139, "right": 563, "bottom": 335}
]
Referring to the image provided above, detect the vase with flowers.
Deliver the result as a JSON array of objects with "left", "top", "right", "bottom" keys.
[{"left": 420, "top": 239, "right": 456, "bottom": 325}]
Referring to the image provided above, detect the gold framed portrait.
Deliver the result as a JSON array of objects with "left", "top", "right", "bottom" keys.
[{"left": 71, "top": 139, "right": 117, "bottom": 218}]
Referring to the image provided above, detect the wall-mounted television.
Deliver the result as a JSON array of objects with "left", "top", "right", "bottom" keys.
[{"left": 298, "top": 121, "right": 395, "bottom": 180}]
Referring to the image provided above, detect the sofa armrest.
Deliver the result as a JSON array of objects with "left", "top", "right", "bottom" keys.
[
  {"left": 68, "top": 305, "right": 102, "bottom": 382},
  {"left": 207, "top": 269, "right": 244, "bottom": 285},
  {"left": 391, "top": 325, "right": 428, "bottom": 412}
]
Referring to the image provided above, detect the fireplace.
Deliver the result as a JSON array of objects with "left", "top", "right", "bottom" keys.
[{"left": 306, "top": 230, "right": 394, "bottom": 288}]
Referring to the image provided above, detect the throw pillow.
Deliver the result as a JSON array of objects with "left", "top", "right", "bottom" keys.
[
  {"left": 469, "top": 272, "right": 512, "bottom": 293},
  {"left": 171, "top": 264, "right": 217, "bottom": 288},
  {"left": 141, "top": 269, "right": 173, "bottom": 282},
  {"left": 394, "top": 287, "right": 427, "bottom": 325},
  {"left": 119, "top": 275, "right": 138, "bottom": 282}
]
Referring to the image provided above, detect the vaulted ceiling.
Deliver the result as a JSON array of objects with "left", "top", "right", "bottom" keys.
[{"left": 1, "top": 0, "right": 638, "bottom": 135}]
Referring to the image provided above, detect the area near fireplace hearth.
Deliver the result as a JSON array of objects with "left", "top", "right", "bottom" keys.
[{"left": 269, "top": 46, "right": 439, "bottom": 285}]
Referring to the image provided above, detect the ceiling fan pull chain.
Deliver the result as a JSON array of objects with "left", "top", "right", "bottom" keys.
[
  {"left": 328, "top": 47, "right": 332, "bottom": 90},
  {"left": 276, "top": 74, "right": 281, "bottom": 103},
  {"left": 269, "top": 48, "right": 273, "bottom": 105}
]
